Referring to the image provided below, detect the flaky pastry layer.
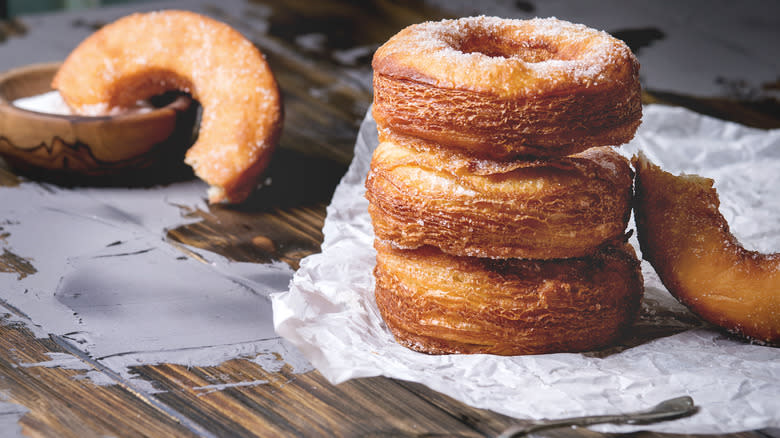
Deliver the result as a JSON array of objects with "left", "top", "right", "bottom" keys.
[
  {"left": 372, "top": 16, "right": 641, "bottom": 159},
  {"left": 366, "top": 139, "right": 633, "bottom": 259},
  {"left": 374, "top": 240, "right": 644, "bottom": 355}
]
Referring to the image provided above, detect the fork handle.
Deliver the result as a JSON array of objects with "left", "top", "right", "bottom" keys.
[{"left": 497, "top": 397, "right": 696, "bottom": 438}]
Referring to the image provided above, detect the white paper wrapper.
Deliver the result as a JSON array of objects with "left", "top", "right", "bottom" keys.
[{"left": 272, "top": 104, "right": 780, "bottom": 434}]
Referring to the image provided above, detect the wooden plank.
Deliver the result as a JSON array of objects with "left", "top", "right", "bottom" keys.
[
  {"left": 0, "top": 312, "right": 200, "bottom": 438},
  {"left": 130, "top": 359, "right": 517, "bottom": 437},
  {"left": 165, "top": 149, "right": 345, "bottom": 269}
]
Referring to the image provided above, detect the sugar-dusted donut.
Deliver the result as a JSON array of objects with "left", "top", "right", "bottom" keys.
[
  {"left": 372, "top": 16, "right": 641, "bottom": 159},
  {"left": 633, "top": 153, "right": 779, "bottom": 345},
  {"left": 374, "top": 240, "right": 644, "bottom": 355},
  {"left": 365, "top": 138, "right": 633, "bottom": 259},
  {"left": 52, "top": 10, "right": 283, "bottom": 203}
]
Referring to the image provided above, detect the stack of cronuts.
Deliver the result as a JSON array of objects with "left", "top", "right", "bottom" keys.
[{"left": 365, "top": 16, "right": 645, "bottom": 355}]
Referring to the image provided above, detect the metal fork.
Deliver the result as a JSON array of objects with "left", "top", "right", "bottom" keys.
[{"left": 497, "top": 396, "right": 697, "bottom": 437}]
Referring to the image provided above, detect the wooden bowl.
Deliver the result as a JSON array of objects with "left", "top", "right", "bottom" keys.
[{"left": 0, "top": 62, "right": 198, "bottom": 184}]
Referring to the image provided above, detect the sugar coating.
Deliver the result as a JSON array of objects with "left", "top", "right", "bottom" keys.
[
  {"left": 52, "top": 10, "right": 283, "bottom": 203},
  {"left": 13, "top": 90, "right": 75, "bottom": 115},
  {"left": 375, "top": 16, "right": 637, "bottom": 97},
  {"left": 13, "top": 90, "right": 152, "bottom": 116}
]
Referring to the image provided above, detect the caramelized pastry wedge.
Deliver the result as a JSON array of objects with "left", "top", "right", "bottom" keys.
[{"left": 633, "top": 153, "right": 779, "bottom": 345}]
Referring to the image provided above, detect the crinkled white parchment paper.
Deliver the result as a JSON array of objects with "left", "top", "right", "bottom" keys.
[{"left": 272, "top": 104, "right": 780, "bottom": 434}]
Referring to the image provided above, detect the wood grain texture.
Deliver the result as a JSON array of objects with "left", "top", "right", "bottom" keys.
[
  {"left": 0, "top": 313, "right": 199, "bottom": 438},
  {"left": 131, "top": 360, "right": 517, "bottom": 437}
]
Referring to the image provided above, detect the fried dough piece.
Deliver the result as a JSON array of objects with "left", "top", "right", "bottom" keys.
[
  {"left": 366, "top": 139, "right": 633, "bottom": 259},
  {"left": 633, "top": 153, "right": 779, "bottom": 345},
  {"left": 372, "top": 16, "right": 642, "bottom": 159},
  {"left": 374, "top": 240, "right": 644, "bottom": 355},
  {"left": 52, "top": 10, "right": 283, "bottom": 203}
]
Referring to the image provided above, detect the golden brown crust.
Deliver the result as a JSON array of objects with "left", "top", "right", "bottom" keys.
[
  {"left": 372, "top": 16, "right": 641, "bottom": 159},
  {"left": 633, "top": 153, "right": 779, "bottom": 345},
  {"left": 366, "top": 139, "right": 633, "bottom": 259},
  {"left": 374, "top": 240, "right": 644, "bottom": 355},
  {"left": 52, "top": 10, "right": 283, "bottom": 203}
]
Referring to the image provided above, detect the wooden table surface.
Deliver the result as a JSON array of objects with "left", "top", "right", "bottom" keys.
[{"left": 1, "top": 1, "right": 778, "bottom": 437}]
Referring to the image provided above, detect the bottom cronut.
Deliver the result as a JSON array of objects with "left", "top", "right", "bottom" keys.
[{"left": 374, "top": 240, "right": 644, "bottom": 355}]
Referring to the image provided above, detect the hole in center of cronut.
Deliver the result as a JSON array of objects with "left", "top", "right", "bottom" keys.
[{"left": 458, "top": 34, "right": 557, "bottom": 62}]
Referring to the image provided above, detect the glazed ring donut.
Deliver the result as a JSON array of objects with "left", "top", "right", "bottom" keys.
[
  {"left": 365, "top": 138, "right": 633, "bottom": 259},
  {"left": 633, "top": 154, "right": 779, "bottom": 345},
  {"left": 372, "top": 16, "right": 641, "bottom": 159},
  {"left": 52, "top": 10, "right": 283, "bottom": 203},
  {"left": 374, "top": 240, "right": 644, "bottom": 355}
]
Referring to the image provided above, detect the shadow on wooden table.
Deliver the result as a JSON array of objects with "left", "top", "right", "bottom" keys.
[{"left": 167, "top": 146, "right": 348, "bottom": 269}]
